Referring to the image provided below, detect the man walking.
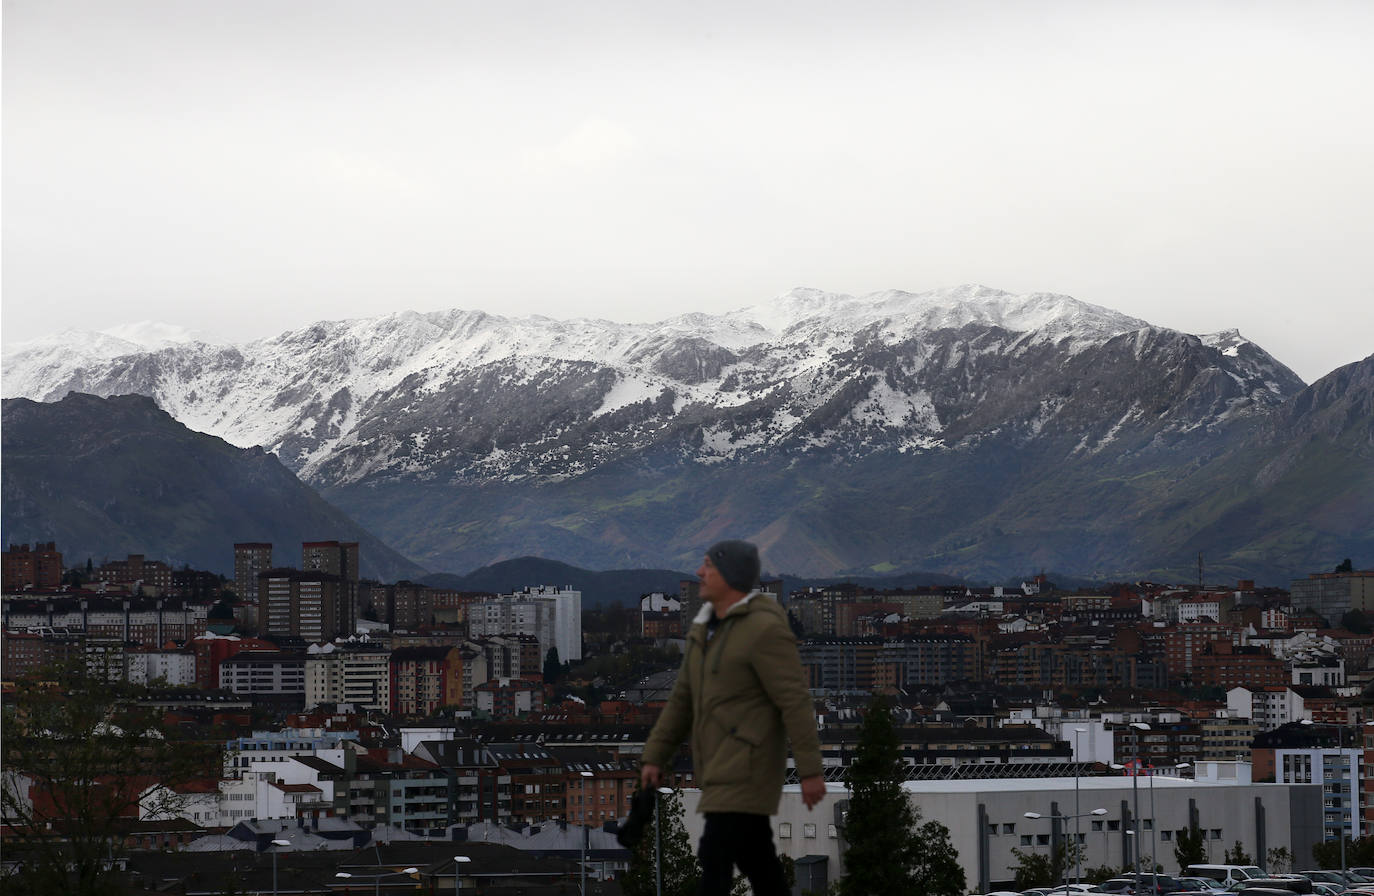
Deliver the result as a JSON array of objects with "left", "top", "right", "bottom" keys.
[{"left": 640, "top": 540, "right": 825, "bottom": 896}]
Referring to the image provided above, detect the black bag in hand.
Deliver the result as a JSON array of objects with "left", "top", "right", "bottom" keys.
[{"left": 616, "top": 788, "right": 659, "bottom": 849}]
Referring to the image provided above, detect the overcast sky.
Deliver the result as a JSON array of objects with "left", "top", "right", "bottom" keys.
[{"left": 3, "top": 0, "right": 1371, "bottom": 384}]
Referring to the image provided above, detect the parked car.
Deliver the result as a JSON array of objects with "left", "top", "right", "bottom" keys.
[
  {"left": 1299, "top": 873, "right": 1354, "bottom": 887},
  {"left": 1178, "top": 878, "right": 1233, "bottom": 895},
  {"left": 1235, "top": 879, "right": 1317, "bottom": 895},
  {"left": 1190, "top": 866, "right": 1269, "bottom": 889}
]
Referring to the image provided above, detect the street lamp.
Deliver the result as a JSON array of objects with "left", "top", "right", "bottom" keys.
[
  {"left": 452, "top": 855, "right": 471, "bottom": 896},
  {"left": 270, "top": 838, "right": 290, "bottom": 896},
  {"left": 579, "top": 770, "right": 594, "bottom": 896},
  {"left": 1128, "top": 722, "right": 1151, "bottom": 881},
  {"left": 654, "top": 786, "right": 672, "bottom": 896},
  {"left": 1024, "top": 808, "right": 1108, "bottom": 894},
  {"left": 335, "top": 867, "right": 420, "bottom": 896},
  {"left": 1073, "top": 727, "right": 1087, "bottom": 885}
]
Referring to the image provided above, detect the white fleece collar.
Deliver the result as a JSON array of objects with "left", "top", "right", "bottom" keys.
[{"left": 693, "top": 590, "right": 765, "bottom": 625}]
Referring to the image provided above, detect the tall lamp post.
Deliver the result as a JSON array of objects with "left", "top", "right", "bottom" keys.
[
  {"left": 1025, "top": 808, "right": 1108, "bottom": 894},
  {"left": 270, "top": 838, "right": 290, "bottom": 896},
  {"left": 1129, "top": 722, "right": 1151, "bottom": 882},
  {"left": 334, "top": 867, "right": 420, "bottom": 896},
  {"left": 579, "top": 770, "right": 594, "bottom": 896},
  {"left": 452, "top": 855, "right": 471, "bottom": 896},
  {"left": 654, "top": 786, "right": 672, "bottom": 896},
  {"left": 1073, "top": 726, "right": 1087, "bottom": 885}
]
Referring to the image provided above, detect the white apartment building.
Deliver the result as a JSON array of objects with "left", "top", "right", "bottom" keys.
[
  {"left": 1178, "top": 596, "right": 1224, "bottom": 624},
  {"left": 126, "top": 649, "right": 197, "bottom": 687},
  {"left": 1291, "top": 658, "right": 1345, "bottom": 687},
  {"left": 220, "top": 652, "right": 306, "bottom": 696},
  {"left": 304, "top": 642, "right": 390, "bottom": 711},
  {"left": 1227, "top": 686, "right": 1309, "bottom": 730},
  {"left": 1275, "top": 746, "right": 1360, "bottom": 844},
  {"left": 471, "top": 586, "right": 582, "bottom": 662}
]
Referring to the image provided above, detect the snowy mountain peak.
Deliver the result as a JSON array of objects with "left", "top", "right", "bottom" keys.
[
  {"left": 100, "top": 321, "right": 213, "bottom": 349},
  {"left": 1202, "top": 328, "right": 1249, "bottom": 355}
]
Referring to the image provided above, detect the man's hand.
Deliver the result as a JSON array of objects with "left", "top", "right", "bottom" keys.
[
  {"left": 641, "top": 763, "right": 663, "bottom": 790},
  {"left": 801, "top": 774, "right": 825, "bottom": 809}
]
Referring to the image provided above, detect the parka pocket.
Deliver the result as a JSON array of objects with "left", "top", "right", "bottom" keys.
[{"left": 702, "top": 716, "right": 761, "bottom": 785}]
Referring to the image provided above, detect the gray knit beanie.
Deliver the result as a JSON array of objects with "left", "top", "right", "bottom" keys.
[{"left": 706, "top": 540, "right": 761, "bottom": 593}]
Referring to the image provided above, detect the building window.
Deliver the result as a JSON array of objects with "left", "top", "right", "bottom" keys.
[
  {"left": 1003, "top": 823, "right": 1015, "bottom": 834},
  {"left": 803, "top": 824, "right": 817, "bottom": 839},
  {"left": 1210, "top": 829, "right": 1222, "bottom": 839},
  {"left": 1020, "top": 835, "right": 1033, "bottom": 846},
  {"left": 779, "top": 823, "right": 791, "bottom": 839},
  {"left": 1037, "top": 834, "right": 1050, "bottom": 846}
]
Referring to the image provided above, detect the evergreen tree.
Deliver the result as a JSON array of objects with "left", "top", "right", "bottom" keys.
[
  {"left": 544, "top": 646, "right": 562, "bottom": 684},
  {"left": 620, "top": 787, "right": 699, "bottom": 896},
  {"left": 1223, "top": 841, "right": 1253, "bottom": 864},
  {"left": 1011, "top": 843, "right": 1081, "bottom": 889},
  {"left": 839, "top": 694, "right": 965, "bottom": 896},
  {"left": 1174, "top": 823, "right": 1207, "bottom": 872}
]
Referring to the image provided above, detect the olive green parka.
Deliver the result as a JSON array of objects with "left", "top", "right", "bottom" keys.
[{"left": 641, "top": 591, "right": 824, "bottom": 815}]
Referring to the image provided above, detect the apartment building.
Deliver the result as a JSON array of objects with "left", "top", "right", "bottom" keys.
[
  {"left": 1, "top": 542, "right": 63, "bottom": 591},
  {"left": 474, "top": 678, "right": 545, "bottom": 718},
  {"left": 304, "top": 641, "right": 391, "bottom": 711},
  {"left": 257, "top": 568, "right": 345, "bottom": 642},
  {"left": 96, "top": 554, "right": 175, "bottom": 592},
  {"left": 233, "top": 543, "right": 272, "bottom": 601},
  {"left": 301, "top": 541, "right": 360, "bottom": 582},
  {"left": 390, "top": 645, "right": 461, "bottom": 716},
  {"left": 470, "top": 586, "right": 583, "bottom": 663},
  {"left": 2, "top": 595, "right": 210, "bottom": 645},
  {"left": 219, "top": 650, "right": 306, "bottom": 698}
]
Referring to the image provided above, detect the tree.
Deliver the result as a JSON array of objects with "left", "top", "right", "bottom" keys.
[
  {"left": 1174, "top": 823, "right": 1207, "bottom": 872},
  {"left": 620, "top": 787, "right": 699, "bottom": 896},
  {"left": 1341, "top": 609, "right": 1371, "bottom": 634},
  {"left": 1310, "top": 837, "right": 1359, "bottom": 869},
  {"left": 1, "top": 661, "right": 218, "bottom": 895},
  {"left": 1224, "top": 841, "right": 1253, "bottom": 864},
  {"left": 544, "top": 646, "right": 562, "bottom": 685},
  {"left": 1011, "top": 844, "right": 1078, "bottom": 889},
  {"left": 1336, "top": 558, "right": 1355, "bottom": 573},
  {"left": 1084, "top": 865, "right": 1123, "bottom": 884},
  {"left": 1267, "top": 846, "right": 1293, "bottom": 874},
  {"left": 839, "top": 694, "right": 965, "bottom": 896}
]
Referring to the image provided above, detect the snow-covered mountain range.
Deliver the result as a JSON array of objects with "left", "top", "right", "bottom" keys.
[
  {"left": 7, "top": 284, "right": 1364, "bottom": 583},
  {"left": 0, "top": 285, "right": 1294, "bottom": 478}
]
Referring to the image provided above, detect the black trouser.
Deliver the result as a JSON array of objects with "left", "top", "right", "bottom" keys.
[{"left": 698, "top": 812, "right": 788, "bottom": 896}]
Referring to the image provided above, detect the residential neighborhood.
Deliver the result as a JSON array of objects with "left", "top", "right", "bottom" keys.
[{"left": 4, "top": 540, "right": 1374, "bottom": 894}]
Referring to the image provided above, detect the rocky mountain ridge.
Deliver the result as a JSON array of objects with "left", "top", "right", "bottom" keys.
[{"left": 5, "top": 285, "right": 1365, "bottom": 583}]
